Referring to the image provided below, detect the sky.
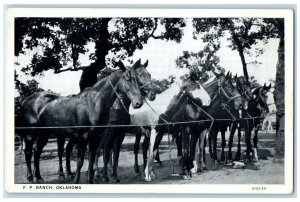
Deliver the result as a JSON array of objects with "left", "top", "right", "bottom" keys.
[{"left": 15, "top": 18, "right": 279, "bottom": 97}]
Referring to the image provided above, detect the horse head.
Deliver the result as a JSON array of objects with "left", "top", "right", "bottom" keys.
[
  {"left": 132, "top": 59, "right": 156, "bottom": 101},
  {"left": 217, "top": 72, "right": 244, "bottom": 110},
  {"left": 180, "top": 77, "right": 211, "bottom": 107},
  {"left": 115, "top": 60, "right": 143, "bottom": 109},
  {"left": 252, "top": 83, "right": 271, "bottom": 113},
  {"left": 233, "top": 74, "right": 254, "bottom": 101}
]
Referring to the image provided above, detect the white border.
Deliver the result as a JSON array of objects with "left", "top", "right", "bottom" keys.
[{"left": 4, "top": 8, "right": 294, "bottom": 194}]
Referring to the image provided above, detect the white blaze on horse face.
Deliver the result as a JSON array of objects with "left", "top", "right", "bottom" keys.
[{"left": 191, "top": 82, "right": 211, "bottom": 106}]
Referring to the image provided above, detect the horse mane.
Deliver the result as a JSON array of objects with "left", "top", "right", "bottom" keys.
[{"left": 90, "top": 68, "right": 122, "bottom": 91}]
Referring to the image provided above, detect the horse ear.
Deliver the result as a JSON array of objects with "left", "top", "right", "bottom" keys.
[
  {"left": 212, "top": 70, "right": 220, "bottom": 78},
  {"left": 116, "top": 60, "right": 127, "bottom": 72},
  {"left": 132, "top": 59, "right": 141, "bottom": 70},
  {"left": 266, "top": 83, "right": 271, "bottom": 91},
  {"left": 144, "top": 60, "right": 148, "bottom": 68},
  {"left": 226, "top": 71, "right": 230, "bottom": 78},
  {"left": 263, "top": 82, "right": 266, "bottom": 88}
]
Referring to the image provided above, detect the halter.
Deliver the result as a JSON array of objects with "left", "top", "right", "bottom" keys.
[
  {"left": 217, "top": 79, "right": 242, "bottom": 102},
  {"left": 139, "top": 82, "right": 153, "bottom": 90}
]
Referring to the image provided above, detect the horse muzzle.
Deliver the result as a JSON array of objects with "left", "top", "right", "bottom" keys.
[{"left": 132, "top": 100, "right": 143, "bottom": 109}]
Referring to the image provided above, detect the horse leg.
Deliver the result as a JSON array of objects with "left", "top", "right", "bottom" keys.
[
  {"left": 181, "top": 127, "right": 191, "bottom": 180},
  {"left": 199, "top": 130, "right": 207, "bottom": 172},
  {"left": 208, "top": 129, "right": 213, "bottom": 159},
  {"left": 24, "top": 134, "right": 34, "bottom": 183},
  {"left": 235, "top": 126, "right": 242, "bottom": 161},
  {"left": 93, "top": 129, "right": 103, "bottom": 180},
  {"left": 134, "top": 133, "right": 142, "bottom": 175},
  {"left": 33, "top": 134, "right": 49, "bottom": 183},
  {"left": 189, "top": 131, "right": 199, "bottom": 174},
  {"left": 66, "top": 137, "right": 76, "bottom": 177},
  {"left": 102, "top": 128, "right": 114, "bottom": 182},
  {"left": 176, "top": 132, "right": 183, "bottom": 163},
  {"left": 87, "top": 134, "right": 100, "bottom": 184},
  {"left": 253, "top": 126, "right": 259, "bottom": 162},
  {"left": 154, "top": 148, "right": 162, "bottom": 166},
  {"left": 111, "top": 130, "right": 125, "bottom": 183},
  {"left": 74, "top": 136, "right": 88, "bottom": 184},
  {"left": 17, "top": 136, "right": 24, "bottom": 155},
  {"left": 57, "top": 136, "right": 65, "bottom": 181},
  {"left": 144, "top": 127, "right": 156, "bottom": 182},
  {"left": 153, "top": 131, "right": 164, "bottom": 167},
  {"left": 228, "top": 124, "right": 237, "bottom": 161},
  {"left": 220, "top": 129, "right": 226, "bottom": 162},
  {"left": 245, "top": 125, "right": 253, "bottom": 163},
  {"left": 142, "top": 134, "right": 150, "bottom": 172},
  {"left": 211, "top": 127, "right": 220, "bottom": 165}
]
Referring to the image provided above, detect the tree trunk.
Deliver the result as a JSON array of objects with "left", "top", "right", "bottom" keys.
[
  {"left": 231, "top": 32, "right": 249, "bottom": 83},
  {"left": 226, "top": 19, "right": 250, "bottom": 83},
  {"left": 273, "top": 36, "right": 285, "bottom": 162},
  {"left": 79, "top": 18, "right": 112, "bottom": 91}
]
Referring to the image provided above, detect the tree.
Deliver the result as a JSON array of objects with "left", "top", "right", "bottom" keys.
[
  {"left": 175, "top": 42, "right": 224, "bottom": 83},
  {"left": 15, "top": 18, "right": 186, "bottom": 91},
  {"left": 192, "top": 18, "right": 269, "bottom": 83},
  {"left": 261, "top": 18, "right": 284, "bottom": 161}
]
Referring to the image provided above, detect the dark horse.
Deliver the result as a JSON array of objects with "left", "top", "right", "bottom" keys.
[
  {"left": 130, "top": 72, "right": 211, "bottom": 181},
  {"left": 93, "top": 59, "right": 157, "bottom": 183},
  {"left": 174, "top": 72, "right": 245, "bottom": 178},
  {"left": 228, "top": 83, "right": 271, "bottom": 163},
  {"left": 22, "top": 62, "right": 143, "bottom": 184}
]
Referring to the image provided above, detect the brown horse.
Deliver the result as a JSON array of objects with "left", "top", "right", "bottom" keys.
[
  {"left": 173, "top": 72, "right": 245, "bottom": 178},
  {"left": 130, "top": 73, "right": 211, "bottom": 181},
  {"left": 97, "top": 59, "right": 157, "bottom": 183},
  {"left": 229, "top": 83, "right": 271, "bottom": 163},
  {"left": 23, "top": 62, "right": 143, "bottom": 184}
]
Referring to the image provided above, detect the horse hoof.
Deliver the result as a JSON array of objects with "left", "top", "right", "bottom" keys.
[
  {"left": 67, "top": 172, "right": 75, "bottom": 179},
  {"left": 190, "top": 167, "right": 197, "bottom": 174},
  {"left": 182, "top": 175, "right": 191, "bottom": 180},
  {"left": 112, "top": 177, "right": 120, "bottom": 183},
  {"left": 214, "top": 160, "right": 221, "bottom": 166},
  {"left": 94, "top": 173, "right": 101, "bottom": 180},
  {"left": 253, "top": 163, "right": 261, "bottom": 170},
  {"left": 28, "top": 179, "right": 34, "bottom": 184},
  {"left": 134, "top": 165, "right": 140, "bottom": 173},
  {"left": 101, "top": 176, "right": 109, "bottom": 183},
  {"left": 58, "top": 175, "right": 65, "bottom": 182},
  {"left": 144, "top": 177, "right": 152, "bottom": 182},
  {"left": 150, "top": 170, "right": 157, "bottom": 180},
  {"left": 36, "top": 178, "right": 44, "bottom": 183}
]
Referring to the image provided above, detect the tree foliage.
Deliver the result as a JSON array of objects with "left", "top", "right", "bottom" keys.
[
  {"left": 192, "top": 18, "right": 279, "bottom": 82},
  {"left": 15, "top": 17, "right": 186, "bottom": 77}
]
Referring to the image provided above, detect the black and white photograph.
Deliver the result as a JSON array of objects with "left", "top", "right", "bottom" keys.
[{"left": 5, "top": 8, "right": 294, "bottom": 194}]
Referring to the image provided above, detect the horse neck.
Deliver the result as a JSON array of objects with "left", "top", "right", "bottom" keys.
[
  {"left": 247, "top": 99, "right": 261, "bottom": 116},
  {"left": 92, "top": 71, "right": 122, "bottom": 116},
  {"left": 148, "top": 82, "right": 181, "bottom": 114},
  {"left": 114, "top": 96, "right": 131, "bottom": 110}
]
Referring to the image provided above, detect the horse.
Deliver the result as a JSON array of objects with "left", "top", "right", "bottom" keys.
[
  {"left": 129, "top": 73, "right": 211, "bottom": 181},
  {"left": 22, "top": 61, "right": 143, "bottom": 184},
  {"left": 91, "top": 59, "right": 157, "bottom": 183},
  {"left": 232, "top": 83, "right": 271, "bottom": 163},
  {"left": 173, "top": 72, "right": 246, "bottom": 176}
]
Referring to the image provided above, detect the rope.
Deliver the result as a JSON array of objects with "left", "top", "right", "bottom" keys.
[{"left": 14, "top": 117, "right": 266, "bottom": 130}]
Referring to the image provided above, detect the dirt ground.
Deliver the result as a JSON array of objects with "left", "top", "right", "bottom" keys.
[{"left": 14, "top": 131, "right": 284, "bottom": 184}]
